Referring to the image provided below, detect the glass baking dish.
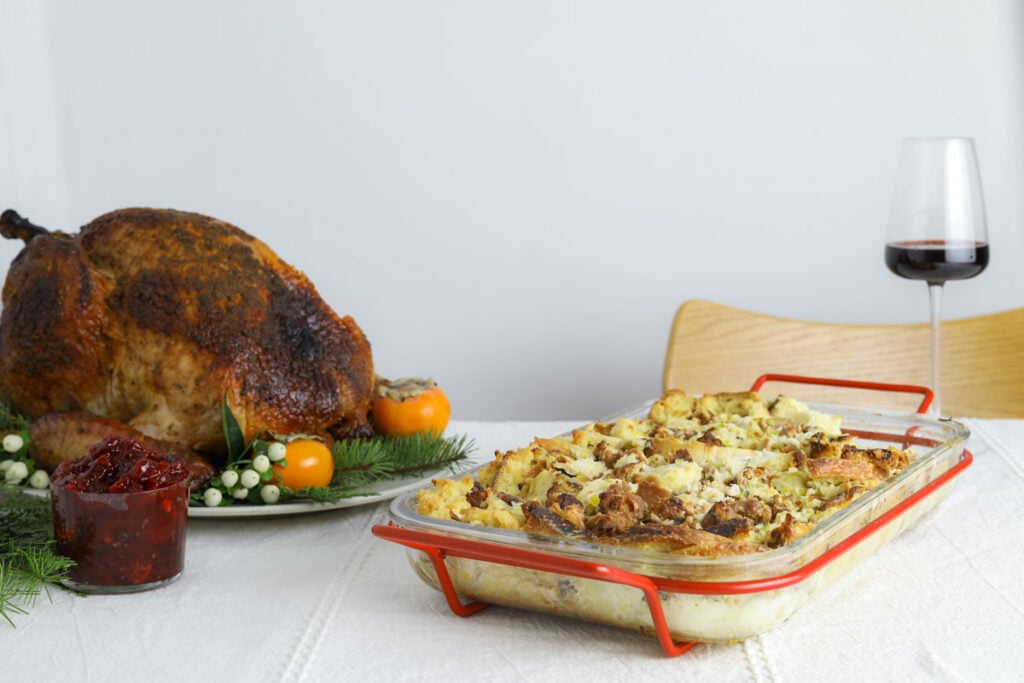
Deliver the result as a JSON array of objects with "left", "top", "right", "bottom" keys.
[{"left": 375, "top": 382, "right": 971, "bottom": 655}]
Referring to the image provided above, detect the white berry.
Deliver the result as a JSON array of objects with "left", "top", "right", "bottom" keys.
[
  {"left": 252, "top": 454, "right": 271, "bottom": 473},
  {"left": 5, "top": 461, "right": 28, "bottom": 484},
  {"left": 28, "top": 469, "right": 49, "bottom": 489},
  {"left": 220, "top": 470, "right": 239, "bottom": 488},
  {"left": 203, "top": 488, "right": 223, "bottom": 507},
  {"left": 2, "top": 433, "right": 24, "bottom": 453},
  {"left": 0, "top": 459, "right": 12, "bottom": 472},
  {"left": 232, "top": 486, "right": 250, "bottom": 500},
  {"left": 239, "top": 469, "right": 260, "bottom": 488},
  {"left": 260, "top": 484, "right": 281, "bottom": 504},
  {"left": 267, "top": 442, "right": 287, "bottom": 462}
]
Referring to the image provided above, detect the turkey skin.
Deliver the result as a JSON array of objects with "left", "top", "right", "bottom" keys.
[{"left": 0, "top": 207, "right": 375, "bottom": 465}]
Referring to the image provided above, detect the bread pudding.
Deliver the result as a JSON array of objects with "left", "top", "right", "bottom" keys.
[{"left": 416, "top": 390, "right": 913, "bottom": 557}]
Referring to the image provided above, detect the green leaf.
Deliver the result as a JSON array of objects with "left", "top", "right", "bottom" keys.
[{"left": 221, "top": 394, "right": 247, "bottom": 464}]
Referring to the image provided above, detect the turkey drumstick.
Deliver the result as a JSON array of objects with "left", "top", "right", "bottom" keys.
[{"left": 0, "top": 209, "right": 49, "bottom": 242}]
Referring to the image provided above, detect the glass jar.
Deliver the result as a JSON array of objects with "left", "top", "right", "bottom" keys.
[{"left": 50, "top": 435, "right": 191, "bottom": 593}]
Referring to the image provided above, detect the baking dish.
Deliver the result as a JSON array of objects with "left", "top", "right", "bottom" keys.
[{"left": 374, "top": 375, "right": 972, "bottom": 655}]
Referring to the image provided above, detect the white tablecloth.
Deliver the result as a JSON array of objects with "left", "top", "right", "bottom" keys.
[{"left": 7, "top": 418, "right": 1024, "bottom": 681}]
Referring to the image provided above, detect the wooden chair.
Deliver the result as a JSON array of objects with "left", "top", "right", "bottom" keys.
[{"left": 663, "top": 299, "right": 1024, "bottom": 417}]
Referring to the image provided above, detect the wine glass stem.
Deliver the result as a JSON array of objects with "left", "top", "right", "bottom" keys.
[{"left": 927, "top": 282, "right": 943, "bottom": 416}]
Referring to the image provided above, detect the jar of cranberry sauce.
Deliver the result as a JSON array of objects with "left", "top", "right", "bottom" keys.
[{"left": 50, "top": 435, "right": 191, "bottom": 593}]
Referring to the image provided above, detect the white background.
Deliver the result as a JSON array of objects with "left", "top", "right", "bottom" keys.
[{"left": 1, "top": 1, "right": 1021, "bottom": 420}]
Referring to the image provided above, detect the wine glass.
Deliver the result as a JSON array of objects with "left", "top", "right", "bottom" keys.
[{"left": 885, "top": 137, "right": 989, "bottom": 416}]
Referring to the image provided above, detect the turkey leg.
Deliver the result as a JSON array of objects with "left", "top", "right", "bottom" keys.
[
  {"left": 0, "top": 209, "right": 49, "bottom": 243},
  {"left": 30, "top": 411, "right": 216, "bottom": 490}
]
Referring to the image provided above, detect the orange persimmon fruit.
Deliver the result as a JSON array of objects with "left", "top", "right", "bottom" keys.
[
  {"left": 372, "top": 377, "right": 451, "bottom": 437},
  {"left": 271, "top": 438, "right": 335, "bottom": 489}
]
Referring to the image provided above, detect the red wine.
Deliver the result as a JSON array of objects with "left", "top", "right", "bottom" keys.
[{"left": 884, "top": 239, "right": 989, "bottom": 284}]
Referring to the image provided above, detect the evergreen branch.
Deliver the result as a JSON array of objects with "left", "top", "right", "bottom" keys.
[
  {"left": 0, "top": 403, "right": 30, "bottom": 432},
  {"left": 286, "top": 485, "right": 380, "bottom": 503},
  {"left": 276, "top": 433, "right": 475, "bottom": 504},
  {"left": 199, "top": 405, "right": 477, "bottom": 507},
  {"left": 0, "top": 487, "right": 74, "bottom": 627},
  {"left": 332, "top": 432, "right": 473, "bottom": 488},
  {"left": 0, "top": 486, "right": 53, "bottom": 545}
]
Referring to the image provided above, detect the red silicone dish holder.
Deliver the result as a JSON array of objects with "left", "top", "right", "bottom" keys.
[{"left": 373, "top": 374, "right": 972, "bottom": 656}]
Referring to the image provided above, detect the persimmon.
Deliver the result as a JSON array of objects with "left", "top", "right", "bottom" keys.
[
  {"left": 372, "top": 377, "right": 451, "bottom": 437},
  {"left": 271, "top": 438, "right": 335, "bottom": 489}
]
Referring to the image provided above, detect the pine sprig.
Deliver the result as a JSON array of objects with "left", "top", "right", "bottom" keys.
[
  {"left": 287, "top": 432, "right": 475, "bottom": 504},
  {"left": 0, "top": 486, "right": 74, "bottom": 627},
  {"left": 194, "top": 400, "right": 476, "bottom": 507},
  {"left": 333, "top": 432, "right": 473, "bottom": 487},
  {"left": 0, "top": 487, "right": 53, "bottom": 545},
  {"left": 0, "top": 403, "right": 30, "bottom": 432},
  {"left": 332, "top": 437, "right": 393, "bottom": 487}
]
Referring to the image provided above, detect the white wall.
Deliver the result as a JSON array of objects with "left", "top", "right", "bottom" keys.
[{"left": 1, "top": 1, "right": 1022, "bottom": 420}]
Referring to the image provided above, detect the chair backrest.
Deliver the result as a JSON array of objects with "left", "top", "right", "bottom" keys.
[{"left": 663, "top": 299, "right": 1024, "bottom": 417}]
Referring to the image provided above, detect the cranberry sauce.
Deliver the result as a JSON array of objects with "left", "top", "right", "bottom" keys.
[{"left": 51, "top": 436, "right": 191, "bottom": 592}]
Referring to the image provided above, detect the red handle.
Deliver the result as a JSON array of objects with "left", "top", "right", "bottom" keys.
[
  {"left": 376, "top": 374, "right": 962, "bottom": 657},
  {"left": 373, "top": 448, "right": 970, "bottom": 656},
  {"left": 749, "top": 373, "right": 934, "bottom": 414},
  {"left": 373, "top": 522, "right": 698, "bottom": 656}
]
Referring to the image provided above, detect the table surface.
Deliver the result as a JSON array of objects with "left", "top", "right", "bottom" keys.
[{"left": 7, "top": 417, "right": 1024, "bottom": 682}]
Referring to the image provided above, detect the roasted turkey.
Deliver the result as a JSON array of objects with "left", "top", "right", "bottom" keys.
[{"left": 0, "top": 207, "right": 374, "bottom": 480}]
